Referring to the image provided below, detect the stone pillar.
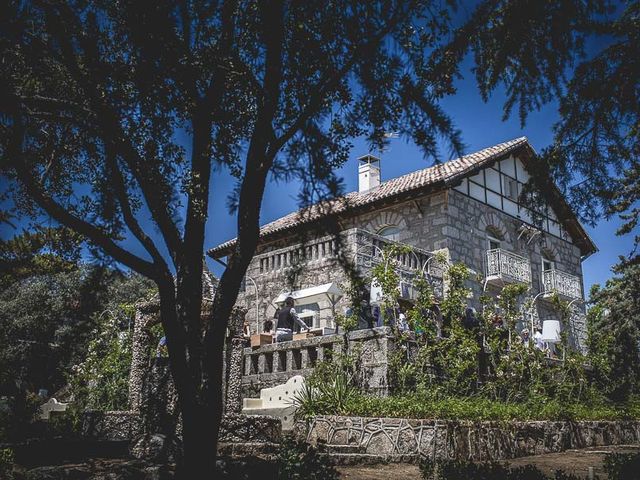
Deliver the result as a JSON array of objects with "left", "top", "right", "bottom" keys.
[
  {"left": 286, "top": 350, "right": 294, "bottom": 372},
  {"left": 244, "top": 355, "right": 252, "bottom": 376},
  {"left": 258, "top": 354, "right": 267, "bottom": 374},
  {"left": 128, "top": 302, "right": 159, "bottom": 412},
  {"left": 300, "top": 349, "right": 310, "bottom": 369},
  {"left": 225, "top": 306, "right": 247, "bottom": 414}
]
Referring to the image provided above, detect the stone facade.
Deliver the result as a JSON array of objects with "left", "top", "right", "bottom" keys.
[
  {"left": 233, "top": 154, "right": 589, "bottom": 350},
  {"left": 300, "top": 415, "right": 640, "bottom": 461},
  {"left": 445, "top": 189, "right": 587, "bottom": 349},
  {"left": 237, "top": 197, "right": 449, "bottom": 333}
]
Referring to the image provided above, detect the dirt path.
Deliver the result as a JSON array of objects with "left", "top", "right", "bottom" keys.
[
  {"left": 337, "top": 445, "right": 640, "bottom": 480},
  {"left": 508, "top": 444, "right": 640, "bottom": 479},
  {"left": 338, "top": 463, "right": 422, "bottom": 480}
]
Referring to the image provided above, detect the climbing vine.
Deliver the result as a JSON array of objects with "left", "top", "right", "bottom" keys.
[{"left": 370, "top": 244, "right": 412, "bottom": 327}]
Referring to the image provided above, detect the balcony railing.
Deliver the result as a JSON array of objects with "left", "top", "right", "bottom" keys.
[
  {"left": 485, "top": 248, "right": 532, "bottom": 285},
  {"left": 353, "top": 229, "right": 444, "bottom": 276},
  {"left": 542, "top": 269, "right": 582, "bottom": 300},
  {"left": 353, "top": 229, "right": 445, "bottom": 298}
]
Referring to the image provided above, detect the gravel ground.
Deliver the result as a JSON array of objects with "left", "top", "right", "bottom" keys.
[{"left": 337, "top": 445, "right": 640, "bottom": 480}]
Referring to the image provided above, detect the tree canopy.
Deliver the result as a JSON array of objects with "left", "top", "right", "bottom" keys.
[
  {"left": 1, "top": 0, "right": 637, "bottom": 475},
  {"left": 0, "top": 263, "right": 155, "bottom": 441},
  {"left": 587, "top": 261, "right": 640, "bottom": 402},
  {"left": 1, "top": 1, "right": 467, "bottom": 474},
  {"left": 435, "top": 0, "right": 639, "bottom": 259}
]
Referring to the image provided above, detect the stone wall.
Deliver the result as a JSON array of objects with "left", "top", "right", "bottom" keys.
[
  {"left": 82, "top": 411, "right": 143, "bottom": 441},
  {"left": 300, "top": 415, "right": 640, "bottom": 462},
  {"left": 236, "top": 193, "right": 449, "bottom": 333},
  {"left": 446, "top": 189, "right": 587, "bottom": 350},
  {"left": 233, "top": 184, "right": 588, "bottom": 350}
]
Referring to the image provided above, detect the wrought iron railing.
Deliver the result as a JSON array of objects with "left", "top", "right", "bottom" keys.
[
  {"left": 353, "top": 230, "right": 441, "bottom": 274},
  {"left": 352, "top": 229, "right": 445, "bottom": 298},
  {"left": 542, "top": 269, "right": 582, "bottom": 300},
  {"left": 485, "top": 248, "right": 531, "bottom": 284}
]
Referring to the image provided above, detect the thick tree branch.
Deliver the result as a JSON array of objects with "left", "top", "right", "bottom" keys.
[
  {"left": 204, "top": 0, "right": 285, "bottom": 415},
  {"left": 176, "top": 0, "right": 240, "bottom": 395},
  {"left": 105, "top": 150, "right": 171, "bottom": 276},
  {"left": 12, "top": 160, "right": 158, "bottom": 279}
]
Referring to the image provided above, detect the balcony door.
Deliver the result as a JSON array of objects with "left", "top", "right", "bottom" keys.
[
  {"left": 487, "top": 235, "right": 501, "bottom": 250},
  {"left": 541, "top": 256, "right": 555, "bottom": 272}
]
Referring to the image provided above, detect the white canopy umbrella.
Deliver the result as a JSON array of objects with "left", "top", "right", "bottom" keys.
[{"left": 274, "top": 282, "right": 343, "bottom": 307}]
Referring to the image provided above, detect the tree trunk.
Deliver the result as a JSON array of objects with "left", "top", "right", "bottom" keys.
[{"left": 179, "top": 403, "right": 214, "bottom": 478}]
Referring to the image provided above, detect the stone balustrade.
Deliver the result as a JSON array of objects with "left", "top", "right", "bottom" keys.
[
  {"left": 241, "top": 327, "right": 397, "bottom": 399},
  {"left": 243, "top": 333, "right": 343, "bottom": 378},
  {"left": 352, "top": 229, "right": 442, "bottom": 275},
  {"left": 252, "top": 228, "right": 443, "bottom": 284}
]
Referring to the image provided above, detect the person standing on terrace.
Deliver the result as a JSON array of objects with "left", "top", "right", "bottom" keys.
[{"left": 275, "top": 297, "right": 309, "bottom": 342}]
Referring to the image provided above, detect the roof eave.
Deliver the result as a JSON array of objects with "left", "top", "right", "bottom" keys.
[{"left": 207, "top": 179, "right": 449, "bottom": 259}]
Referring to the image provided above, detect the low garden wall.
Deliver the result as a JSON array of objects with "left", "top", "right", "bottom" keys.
[
  {"left": 298, "top": 415, "right": 640, "bottom": 461},
  {"left": 81, "top": 411, "right": 281, "bottom": 444}
]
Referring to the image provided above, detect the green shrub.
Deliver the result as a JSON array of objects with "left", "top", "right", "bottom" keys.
[
  {"left": 303, "top": 261, "right": 640, "bottom": 424},
  {"left": 293, "top": 370, "right": 358, "bottom": 420},
  {"left": 334, "top": 313, "right": 358, "bottom": 333},
  {"left": 68, "top": 311, "right": 133, "bottom": 415},
  {"left": 300, "top": 389, "right": 639, "bottom": 422},
  {"left": 0, "top": 448, "right": 15, "bottom": 480}
]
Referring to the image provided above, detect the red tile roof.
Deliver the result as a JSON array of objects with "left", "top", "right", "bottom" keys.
[{"left": 208, "top": 137, "right": 596, "bottom": 257}]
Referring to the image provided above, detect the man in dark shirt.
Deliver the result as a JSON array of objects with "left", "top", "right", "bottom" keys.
[{"left": 275, "top": 296, "right": 309, "bottom": 342}]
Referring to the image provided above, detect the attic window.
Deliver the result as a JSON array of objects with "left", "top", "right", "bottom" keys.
[{"left": 504, "top": 177, "right": 518, "bottom": 201}]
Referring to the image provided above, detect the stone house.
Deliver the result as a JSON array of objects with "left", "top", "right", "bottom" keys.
[{"left": 207, "top": 137, "right": 596, "bottom": 352}]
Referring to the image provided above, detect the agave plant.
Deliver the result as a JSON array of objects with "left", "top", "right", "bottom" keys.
[{"left": 291, "top": 371, "right": 357, "bottom": 419}]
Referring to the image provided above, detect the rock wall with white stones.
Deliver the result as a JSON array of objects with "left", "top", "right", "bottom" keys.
[{"left": 299, "top": 415, "right": 640, "bottom": 461}]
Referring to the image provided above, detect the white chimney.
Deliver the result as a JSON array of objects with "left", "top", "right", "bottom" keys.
[{"left": 358, "top": 154, "right": 381, "bottom": 192}]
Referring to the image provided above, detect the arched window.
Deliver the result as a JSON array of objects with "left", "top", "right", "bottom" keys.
[{"left": 378, "top": 225, "right": 400, "bottom": 242}]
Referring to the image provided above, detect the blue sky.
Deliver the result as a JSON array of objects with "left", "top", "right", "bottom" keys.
[{"left": 205, "top": 59, "right": 634, "bottom": 297}]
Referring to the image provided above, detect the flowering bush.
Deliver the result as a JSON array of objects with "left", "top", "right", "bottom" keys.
[{"left": 68, "top": 306, "right": 136, "bottom": 414}]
